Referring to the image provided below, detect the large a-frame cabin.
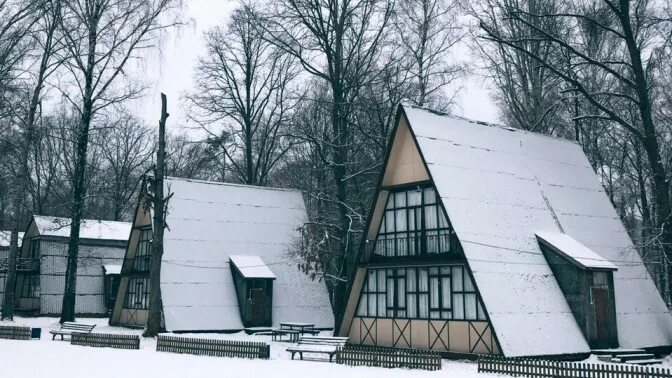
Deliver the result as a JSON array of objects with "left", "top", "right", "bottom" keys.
[{"left": 337, "top": 104, "right": 672, "bottom": 358}]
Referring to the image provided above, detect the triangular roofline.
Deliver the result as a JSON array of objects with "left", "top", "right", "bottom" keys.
[{"left": 336, "top": 105, "right": 503, "bottom": 354}]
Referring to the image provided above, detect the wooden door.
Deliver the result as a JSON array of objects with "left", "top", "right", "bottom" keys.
[
  {"left": 249, "top": 288, "right": 266, "bottom": 326},
  {"left": 592, "top": 287, "right": 612, "bottom": 348}
]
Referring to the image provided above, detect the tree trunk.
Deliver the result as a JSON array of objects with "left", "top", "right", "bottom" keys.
[{"left": 144, "top": 93, "right": 169, "bottom": 337}]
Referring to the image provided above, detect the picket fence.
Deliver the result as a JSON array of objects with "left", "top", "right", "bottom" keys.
[
  {"left": 0, "top": 325, "right": 31, "bottom": 340},
  {"left": 335, "top": 345, "right": 442, "bottom": 371},
  {"left": 71, "top": 332, "right": 140, "bottom": 350},
  {"left": 156, "top": 334, "right": 270, "bottom": 359},
  {"left": 478, "top": 356, "right": 671, "bottom": 378}
]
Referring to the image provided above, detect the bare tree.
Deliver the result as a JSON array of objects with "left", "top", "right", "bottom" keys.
[
  {"left": 98, "top": 113, "right": 155, "bottom": 221},
  {"left": 477, "top": 0, "right": 672, "bottom": 298},
  {"left": 188, "top": 6, "right": 299, "bottom": 186},
  {"left": 394, "top": 0, "right": 464, "bottom": 109},
  {"left": 262, "top": 0, "right": 395, "bottom": 319},
  {"left": 1, "top": 0, "right": 61, "bottom": 320},
  {"left": 57, "top": 0, "right": 180, "bottom": 322}
]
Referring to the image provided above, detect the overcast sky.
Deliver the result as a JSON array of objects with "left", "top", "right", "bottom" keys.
[{"left": 128, "top": 0, "right": 500, "bottom": 134}]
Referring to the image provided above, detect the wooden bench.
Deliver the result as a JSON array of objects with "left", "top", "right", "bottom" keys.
[
  {"left": 286, "top": 336, "right": 348, "bottom": 362},
  {"left": 50, "top": 322, "right": 96, "bottom": 340}
]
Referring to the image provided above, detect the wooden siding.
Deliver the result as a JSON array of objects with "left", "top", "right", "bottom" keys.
[{"left": 348, "top": 317, "right": 499, "bottom": 355}]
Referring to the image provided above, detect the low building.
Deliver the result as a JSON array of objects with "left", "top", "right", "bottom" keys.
[
  {"left": 11, "top": 215, "right": 130, "bottom": 315},
  {"left": 336, "top": 104, "right": 672, "bottom": 358},
  {"left": 0, "top": 231, "right": 24, "bottom": 296},
  {"left": 110, "top": 177, "right": 334, "bottom": 331}
]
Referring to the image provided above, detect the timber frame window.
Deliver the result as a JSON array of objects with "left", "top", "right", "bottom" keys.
[
  {"left": 373, "top": 186, "right": 454, "bottom": 257},
  {"left": 21, "top": 274, "right": 40, "bottom": 298},
  {"left": 28, "top": 238, "right": 40, "bottom": 259},
  {"left": 123, "top": 277, "right": 150, "bottom": 309},
  {"left": 133, "top": 228, "right": 152, "bottom": 272},
  {"left": 356, "top": 265, "right": 487, "bottom": 321}
]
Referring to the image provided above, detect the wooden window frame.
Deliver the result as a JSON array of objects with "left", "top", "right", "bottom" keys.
[
  {"left": 133, "top": 228, "right": 152, "bottom": 272},
  {"left": 123, "top": 277, "right": 150, "bottom": 309}
]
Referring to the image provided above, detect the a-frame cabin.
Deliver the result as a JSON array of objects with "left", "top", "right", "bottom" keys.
[
  {"left": 110, "top": 177, "right": 334, "bottom": 331},
  {"left": 337, "top": 104, "right": 672, "bottom": 358}
]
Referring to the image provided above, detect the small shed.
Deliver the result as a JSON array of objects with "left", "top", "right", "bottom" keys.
[
  {"left": 230, "top": 255, "right": 276, "bottom": 327},
  {"left": 536, "top": 232, "right": 618, "bottom": 348},
  {"left": 102, "top": 264, "right": 122, "bottom": 313}
]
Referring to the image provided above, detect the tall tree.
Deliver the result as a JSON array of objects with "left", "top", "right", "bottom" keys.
[
  {"left": 188, "top": 6, "right": 299, "bottom": 186},
  {"left": 263, "top": 0, "right": 395, "bottom": 320},
  {"left": 1, "top": 0, "right": 61, "bottom": 320},
  {"left": 57, "top": 0, "right": 180, "bottom": 322}
]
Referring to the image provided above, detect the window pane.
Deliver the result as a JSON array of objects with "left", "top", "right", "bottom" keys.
[
  {"left": 438, "top": 209, "right": 448, "bottom": 228},
  {"left": 407, "top": 293, "right": 417, "bottom": 318},
  {"left": 408, "top": 209, "right": 416, "bottom": 231},
  {"left": 385, "top": 211, "right": 395, "bottom": 233},
  {"left": 368, "top": 293, "right": 376, "bottom": 316},
  {"left": 395, "top": 191, "right": 406, "bottom": 208},
  {"left": 418, "top": 268, "right": 428, "bottom": 292},
  {"left": 430, "top": 277, "right": 439, "bottom": 308},
  {"left": 441, "top": 277, "right": 451, "bottom": 309},
  {"left": 430, "top": 310, "right": 440, "bottom": 319},
  {"left": 477, "top": 299, "right": 487, "bottom": 320},
  {"left": 396, "top": 235, "right": 408, "bottom": 256},
  {"left": 385, "top": 193, "right": 393, "bottom": 209},
  {"left": 452, "top": 267, "right": 463, "bottom": 291},
  {"left": 464, "top": 270, "right": 475, "bottom": 291},
  {"left": 452, "top": 294, "right": 464, "bottom": 319},
  {"left": 378, "top": 294, "right": 387, "bottom": 317},
  {"left": 407, "top": 269, "right": 416, "bottom": 291},
  {"left": 408, "top": 189, "right": 422, "bottom": 206},
  {"left": 426, "top": 230, "right": 438, "bottom": 254},
  {"left": 424, "top": 188, "right": 436, "bottom": 204},
  {"left": 395, "top": 209, "right": 407, "bottom": 232},
  {"left": 397, "top": 273, "right": 406, "bottom": 308},
  {"left": 386, "top": 278, "right": 394, "bottom": 307},
  {"left": 357, "top": 294, "right": 367, "bottom": 316},
  {"left": 419, "top": 294, "right": 429, "bottom": 318},
  {"left": 425, "top": 205, "right": 438, "bottom": 229},
  {"left": 465, "top": 293, "right": 477, "bottom": 319},
  {"left": 378, "top": 216, "right": 386, "bottom": 233},
  {"left": 368, "top": 270, "right": 377, "bottom": 291},
  {"left": 377, "top": 270, "right": 386, "bottom": 292},
  {"left": 593, "top": 272, "right": 608, "bottom": 286}
]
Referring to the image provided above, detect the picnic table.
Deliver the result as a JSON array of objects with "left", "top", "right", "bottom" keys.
[{"left": 271, "top": 322, "right": 319, "bottom": 342}]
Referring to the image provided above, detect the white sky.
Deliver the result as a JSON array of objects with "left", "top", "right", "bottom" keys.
[{"left": 129, "top": 0, "right": 499, "bottom": 134}]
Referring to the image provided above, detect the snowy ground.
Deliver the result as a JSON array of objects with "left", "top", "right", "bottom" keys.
[{"left": 0, "top": 317, "right": 495, "bottom": 378}]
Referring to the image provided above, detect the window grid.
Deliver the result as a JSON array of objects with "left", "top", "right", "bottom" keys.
[
  {"left": 374, "top": 187, "right": 453, "bottom": 257},
  {"left": 21, "top": 275, "right": 40, "bottom": 298},
  {"left": 123, "top": 277, "right": 150, "bottom": 309},
  {"left": 356, "top": 265, "right": 487, "bottom": 321},
  {"left": 133, "top": 228, "right": 152, "bottom": 272}
]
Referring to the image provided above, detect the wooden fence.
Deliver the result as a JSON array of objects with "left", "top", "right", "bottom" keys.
[
  {"left": 156, "top": 334, "right": 270, "bottom": 359},
  {"left": 71, "top": 332, "right": 140, "bottom": 350},
  {"left": 478, "top": 356, "right": 672, "bottom": 378},
  {"left": 335, "top": 345, "right": 442, "bottom": 371},
  {"left": 0, "top": 325, "right": 31, "bottom": 340}
]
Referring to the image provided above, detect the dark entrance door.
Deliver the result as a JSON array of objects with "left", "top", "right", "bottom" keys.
[
  {"left": 248, "top": 288, "right": 266, "bottom": 326},
  {"left": 592, "top": 287, "right": 612, "bottom": 348}
]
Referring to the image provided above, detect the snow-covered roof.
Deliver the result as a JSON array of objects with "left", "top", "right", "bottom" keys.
[
  {"left": 536, "top": 232, "right": 617, "bottom": 271},
  {"left": 102, "top": 264, "right": 122, "bottom": 275},
  {"left": 230, "top": 255, "right": 276, "bottom": 279},
  {"left": 0, "top": 231, "right": 24, "bottom": 248},
  {"left": 160, "top": 177, "right": 334, "bottom": 331},
  {"left": 33, "top": 215, "right": 131, "bottom": 241},
  {"left": 402, "top": 105, "right": 672, "bottom": 356}
]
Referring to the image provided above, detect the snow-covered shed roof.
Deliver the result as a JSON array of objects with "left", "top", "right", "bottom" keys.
[
  {"left": 102, "top": 264, "right": 122, "bottom": 275},
  {"left": 160, "top": 177, "right": 334, "bottom": 331},
  {"left": 33, "top": 215, "right": 131, "bottom": 242},
  {"left": 401, "top": 104, "right": 672, "bottom": 356},
  {"left": 536, "top": 232, "right": 617, "bottom": 271},
  {"left": 230, "top": 255, "right": 276, "bottom": 279},
  {"left": 0, "top": 231, "right": 24, "bottom": 248}
]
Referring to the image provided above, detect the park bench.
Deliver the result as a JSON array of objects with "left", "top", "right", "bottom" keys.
[
  {"left": 50, "top": 322, "right": 95, "bottom": 340},
  {"left": 286, "top": 336, "right": 348, "bottom": 362}
]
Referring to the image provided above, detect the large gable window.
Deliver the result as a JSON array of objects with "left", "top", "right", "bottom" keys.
[
  {"left": 133, "top": 228, "right": 152, "bottom": 272},
  {"left": 356, "top": 265, "right": 487, "bottom": 321},
  {"left": 373, "top": 186, "right": 453, "bottom": 257}
]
